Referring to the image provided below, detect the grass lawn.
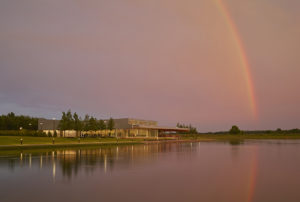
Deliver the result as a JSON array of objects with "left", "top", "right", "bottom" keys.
[{"left": 0, "top": 136, "right": 143, "bottom": 146}]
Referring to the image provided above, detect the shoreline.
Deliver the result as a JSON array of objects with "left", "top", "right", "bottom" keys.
[
  {"left": 1, "top": 134, "right": 300, "bottom": 151},
  {"left": 0, "top": 139, "right": 212, "bottom": 151},
  {"left": 0, "top": 141, "right": 143, "bottom": 151}
]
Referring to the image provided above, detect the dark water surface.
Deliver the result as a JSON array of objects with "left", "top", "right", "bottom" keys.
[{"left": 1, "top": 140, "right": 300, "bottom": 202}]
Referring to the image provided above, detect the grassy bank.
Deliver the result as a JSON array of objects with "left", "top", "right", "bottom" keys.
[
  {"left": 0, "top": 142, "right": 143, "bottom": 151},
  {"left": 0, "top": 136, "right": 143, "bottom": 145},
  {"left": 0, "top": 136, "right": 146, "bottom": 150}
]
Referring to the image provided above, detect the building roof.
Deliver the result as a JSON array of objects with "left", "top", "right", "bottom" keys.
[
  {"left": 38, "top": 118, "right": 60, "bottom": 130},
  {"left": 132, "top": 125, "right": 190, "bottom": 132}
]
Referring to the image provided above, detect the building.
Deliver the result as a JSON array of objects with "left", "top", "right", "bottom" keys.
[
  {"left": 113, "top": 118, "right": 189, "bottom": 138},
  {"left": 38, "top": 118, "right": 189, "bottom": 138},
  {"left": 38, "top": 118, "right": 60, "bottom": 135},
  {"left": 38, "top": 118, "right": 60, "bottom": 130}
]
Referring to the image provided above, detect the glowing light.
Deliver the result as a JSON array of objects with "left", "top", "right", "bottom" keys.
[
  {"left": 40, "top": 155, "right": 43, "bottom": 169},
  {"left": 52, "top": 161, "right": 56, "bottom": 184},
  {"left": 29, "top": 154, "right": 32, "bottom": 168},
  {"left": 116, "top": 146, "right": 119, "bottom": 160},
  {"left": 215, "top": 0, "right": 258, "bottom": 118},
  {"left": 104, "top": 155, "right": 107, "bottom": 173}
]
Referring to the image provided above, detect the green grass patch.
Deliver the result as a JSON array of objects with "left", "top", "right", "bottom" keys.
[{"left": 0, "top": 136, "right": 143, "bottom": 146}]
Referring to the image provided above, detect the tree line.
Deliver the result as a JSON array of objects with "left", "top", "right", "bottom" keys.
[
  {"left": 207, "top": 125, "right": 300, "bottom": 135},
  {"left": 0, "top": 112, "right": 38, "bottom": 130},
  {"left": 176, "top": 123, "right": 198, "bottom": 134},
  {"left": 58, "top": 110, "right": 115, "bottom": 133}
]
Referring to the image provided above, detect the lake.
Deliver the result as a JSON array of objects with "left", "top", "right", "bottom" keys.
[{"left": 1, "top": 140, "right": 300, "bottom": 202}]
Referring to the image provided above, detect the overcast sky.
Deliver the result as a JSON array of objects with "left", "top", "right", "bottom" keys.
[{"left": 0, "top": 0, "right": 299, "bottom": 132}]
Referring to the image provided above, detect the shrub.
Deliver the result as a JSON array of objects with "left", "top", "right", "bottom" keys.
[
  {"left": 0, "top": 130, "right": 37, "bottom": 136},
  {"left": 229, "top": 125, "right": 242, "bottom": 134}
]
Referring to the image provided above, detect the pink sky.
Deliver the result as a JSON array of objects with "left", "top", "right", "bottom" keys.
[{"left": 0, "top": 0, "right": 299, "bottom": 131}]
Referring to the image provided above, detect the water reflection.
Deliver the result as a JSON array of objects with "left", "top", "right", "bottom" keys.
[
  {"left": 229, "top": 139, "right": 244, "bottom": 145},
  {"left": 0, "top": 143, "right": 199, "bottom": 180},
  {"left": 1, "top": 141, "right": 300, "bottom": 202}
]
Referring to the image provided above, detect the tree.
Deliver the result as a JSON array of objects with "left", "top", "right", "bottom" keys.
[
  {"left": 0, "top": 116, "right": 3, "bottom": 130},
  {"left": 58, "top": 112, "right": 68, "bottom": 137},
  {"left": 98, "top": 120, "right": 106, "bottom": 130},
  {"left": 188, "top": 124, "right": 198, "bottom": 134},
  {"left": 73, "top": 112, "right": 83, "bottom": 137},
  {"left": 107, "top": 118, "right": 114, "bottom": 130},
  {"left": 53, "top": 130, "right": 58, "bottom": 137},
  {"left": 83, "top": 114, "right": 90, "bottom": 131},
  {"left": 177, "top": 122, "right": 197, "bottom": 134},
  {"left": 6, "top": 112, "right": 17, "bottom": 130},
  {"left": 88, "top": 116, "right": 98, "bottom": 134},
  {"left": 0, "top": 112, "right": 38, "bottom": 130},
  {"left": 229, "top": 125, "right": 241, "bottom": 134},
  {"left": 107, "top": 118, "right": 115, "bottom": 136},
  {"left": 177, "top": 123, "right": 187, "bottom": 129},
  {"left": 66, "top": 110, "right": 74, "bottom": 130}
]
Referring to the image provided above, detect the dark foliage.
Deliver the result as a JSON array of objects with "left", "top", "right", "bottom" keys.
[
  {"left": 0, "top": 112, "right": 38, "bottom": 130},
  {"left": 176, "top": 122, "right": 198, "bottom": 134},
  {"left": 229, "top": 125, "right": 242, "bottom": 134}
]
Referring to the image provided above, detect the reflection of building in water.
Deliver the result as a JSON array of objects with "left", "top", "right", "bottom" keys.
[
  {"left": 40, "top": 155, "right": 43, "bottom": 169},
  {"left": 38, "top": 118, "right": 188, "bottom": 137},
  {"left": 0, "top": 143, "right": 198, "bottom": 179},
  {"left": 54, "top": 145, "right": 162, "bottom": 178},
  {"left": 53, "top": 143, "right": 197, "bottom": 178},
  {"left": 52, "top": 160, "right": 56, "bottom": 183}
]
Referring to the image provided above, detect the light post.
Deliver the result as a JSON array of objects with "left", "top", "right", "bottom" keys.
[
  {"left": 52, "top": 118, "right": 56, "bottom": 137},
  {"left": 19, "top": 127, "right": 23, "bottom": 136},
  {"left": 19, "top": 126, "right": 23, "bottom": 144}
]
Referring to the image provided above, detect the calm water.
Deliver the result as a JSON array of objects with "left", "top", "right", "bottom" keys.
[{"left": 1, "top": 140, "right": 300, "bottom": 202}]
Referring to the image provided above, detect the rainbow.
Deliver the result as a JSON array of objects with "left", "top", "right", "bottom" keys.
[{"left": 214, "top": 0, "right": 258, "bottom": 118}]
